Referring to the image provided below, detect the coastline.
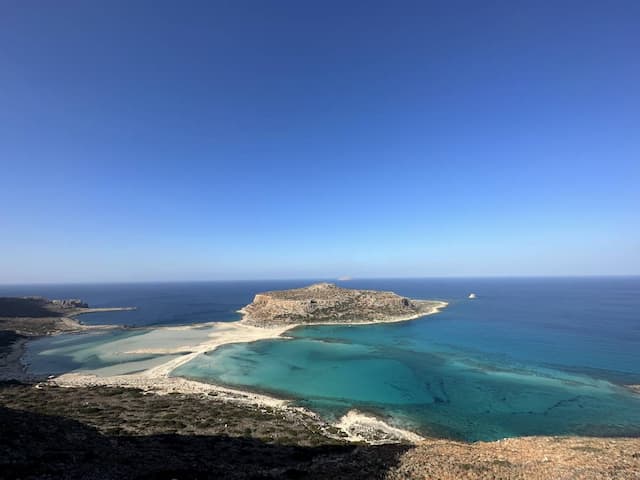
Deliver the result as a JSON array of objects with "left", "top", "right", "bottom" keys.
[
  {"left": 67, "top": 306, "right": 137, "bottom": 318},
  {"left": 47, "top": 301, "right": 448, "bottom": 444},
  {"left": 237, "top": 299, "right": 448, "bottom": 327},
  {"left": 0, "top": 337, "right": 29, "bottom": 380},
  {"left": 5, "top": 295, "right": 640, "bottom": 450},
  {"left": 52, "top": 371, "right": 425, "bottom": 444},
  {"left": 0, "top": 305, "right": 135, "bottom": 382},
  {"left": 54, "top": 314, "right": 126, "bottom": 332}
]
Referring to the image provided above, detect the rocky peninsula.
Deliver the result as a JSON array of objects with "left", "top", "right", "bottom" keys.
[
  {"left": 0, "top": 296, "right": 135, "bottom": 336},
  {"left": 0, "top": 296, "right": 134, "bottom": 381},
  {"left": 239, "top": 282, "right": 447, "bottom": 327}
]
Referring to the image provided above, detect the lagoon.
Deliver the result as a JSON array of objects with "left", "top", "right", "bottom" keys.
[{"left": 13, "top": 277, "right": 640, "bottom": 441}]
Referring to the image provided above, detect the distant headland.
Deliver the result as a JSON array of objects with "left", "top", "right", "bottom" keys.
[{"left": 0, "top": 296, "right": 135, "bottom": 336}]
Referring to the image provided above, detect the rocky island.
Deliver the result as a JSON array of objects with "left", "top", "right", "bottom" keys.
[{"left": 239, "top": 282, "right": 447, "bottom": 327}]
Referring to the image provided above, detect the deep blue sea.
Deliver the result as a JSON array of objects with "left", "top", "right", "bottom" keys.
[
  {"left": 5, "top": 277, "right": 640, "bottom": 441},
  {"left": 0, "top": 280, "right": 323, "bottom": 327}
]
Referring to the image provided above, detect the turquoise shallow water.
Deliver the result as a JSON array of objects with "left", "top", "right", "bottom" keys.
[
  {"left": 174, "top": 328, "right": 640, "bottom": 440},
  {"left": 172, "top": 277, "right": 640, "bottom": 441},
  {"left": 23, "top": 323, "right": 228, "bottom": 377},
  {"left": 10, "top": 277, "right": 640, "bottom": 441}
]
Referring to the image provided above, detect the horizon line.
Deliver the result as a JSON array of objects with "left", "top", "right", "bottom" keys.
[{"left": 1, "top": 273, "right": 639, "bottom": 287}]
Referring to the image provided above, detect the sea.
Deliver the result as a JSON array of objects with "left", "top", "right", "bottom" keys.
[{"left": 4, "top": 277, "right": 640, "bottom": 441}]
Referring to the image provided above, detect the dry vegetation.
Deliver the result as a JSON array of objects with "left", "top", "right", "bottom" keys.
[
  {"left": 0, "top": 383, "right": 341, "bottom": 446},
  {"left": 387, "top": 436, "right": 640, "bottom": 480},
  {"left": 241, "top": 282, "right": 444, "bottom": 326},
  {"left": 0, "top": 382, "right": 408, "bottom": 480},
  {"left": 1, "top": 382, "right": 639, "bottom": 479}
]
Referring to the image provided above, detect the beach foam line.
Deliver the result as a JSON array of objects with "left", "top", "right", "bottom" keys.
[{"left": 336, "top": 410, "right": 425, "bottom": 444}]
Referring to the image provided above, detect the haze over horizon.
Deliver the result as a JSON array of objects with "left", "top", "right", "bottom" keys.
[
  {"left": 2, "top": 274, "right": 640, "bottom": 288},
  {"left": 1, "top": 1, "right": 639, "bottom": 283}
]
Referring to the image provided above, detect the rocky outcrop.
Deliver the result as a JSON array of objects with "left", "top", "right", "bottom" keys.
[
  {"left": 240, "top": 283, "right": 446, "bottom": 327},
  {"left": 50, "top": 298, "right": 89, "bottom": 308},
  {"left": 0, "top": 297, "right": 88, "bottom": 318}
]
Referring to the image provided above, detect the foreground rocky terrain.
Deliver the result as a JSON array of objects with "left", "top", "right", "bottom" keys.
[
  {"left": 0, "top": 382, "right": 408, "bottom": 480},
  {"left": 240, "top": 283, "right": 446, "bottom": 326},
  {"left": 1, "top": 382, "right": 638, "bottom": 479},
  {"left": 387, "top": 436, "right": 640, "bottom": 480}
]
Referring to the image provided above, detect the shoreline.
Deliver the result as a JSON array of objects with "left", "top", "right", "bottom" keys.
[
  {"left": 0, "top": 337, "right": 29, "bottom": 381},
  {"left": 238, "top": 297, "right": 448, "bottom": 327},
  {"left": 0, "top": 305, "right": 136, "bottom": 382},
  {"left": 6, "top": 298, "right": 640, "bottom": 444},
  {"left": 67, "top": 306, "right": 137, "bottom": 319},
  {"left": 47, "top": 301, "right": 448, "bottom": 444}
]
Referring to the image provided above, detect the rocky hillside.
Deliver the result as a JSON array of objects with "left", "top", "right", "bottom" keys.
[
  {"left": 0, "top": 297, "right": 133, "bottom": 336},
  {"left": 0, "top": 296, "right": 87, "bottom": 319},
  {"left": 240, "top": 283, "right": 446, "bottom": 327}
]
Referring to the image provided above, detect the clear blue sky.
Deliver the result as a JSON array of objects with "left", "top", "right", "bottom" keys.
[{"left": 1, "top": 1, "right": 639, "bottom": 283}]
